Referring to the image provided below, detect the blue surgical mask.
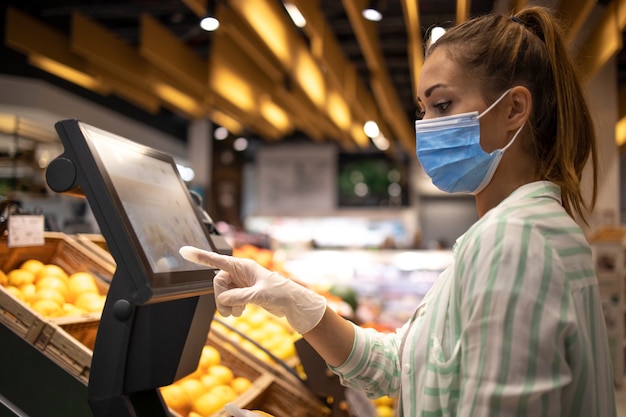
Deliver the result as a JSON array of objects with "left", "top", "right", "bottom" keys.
[{"left": 415, "top": 89, "right": 524, "bottom": 194}]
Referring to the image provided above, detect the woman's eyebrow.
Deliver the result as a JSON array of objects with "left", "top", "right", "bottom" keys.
[{"left": 417, "top": 83, "right": 447, "bottom": 102}]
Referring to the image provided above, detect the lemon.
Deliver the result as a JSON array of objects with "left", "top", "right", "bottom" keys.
[
  {"left": 208, "top": 364, "right": 234, "bottom": 385},
  {"left": 177, "top": 378, "right": 206, "bottom": 401},
  {"left": 74, "top": 292, "right": 105, "bottom": 312},
  {"left": 7, "top": 269, "right": 36, "bottom": 286},
  {"left": 198, "top": 345, "right": 221, "bottom": 370},
  {"left": 36, "top": 275, "right": 69, "bottom": 300},
  {"left": 32, "top": 287, "right": 65, "bottom": 306},
  {"left": 230, "top": 376, "right": 252, "bottom": 394},
  {"left": 160, "top": 384, "right": 191, "bottom": 416},
  {"left": 5, "top": 285, "right": 23, "bottom": 301},
  {"left": 35, "top": 264, "right": 68, "bottom": 283},
  {"left": 67, "top": 272, "right": 99, "bottom": 302},
  {"left": 20, "top": 259, "right": 44, "bottom": 274},
  {"left": 31, "top": 298, "right": 63, "bottom": 317}
]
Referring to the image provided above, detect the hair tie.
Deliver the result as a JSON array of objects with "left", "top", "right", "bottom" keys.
[{"left": 511, "top": 16, "right": 523, "bottom": 24}]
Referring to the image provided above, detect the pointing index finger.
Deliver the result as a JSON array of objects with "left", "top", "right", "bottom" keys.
[{"left": 179, "top": 246, "right": 233, "bottom": 271}]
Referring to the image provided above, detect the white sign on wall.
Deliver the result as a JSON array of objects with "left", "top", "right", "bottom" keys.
[{"left": 256, "top": 144, "right": 336, "bottom": 214}]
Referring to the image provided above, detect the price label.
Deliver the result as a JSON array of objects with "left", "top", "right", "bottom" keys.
[{"left": 7, "top": 214, "right": 45, "bottom": 247}]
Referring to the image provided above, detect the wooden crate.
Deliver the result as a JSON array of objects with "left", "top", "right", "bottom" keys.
[
  {"left": 0, "top": 232, "right": 113, "bottom": 350},
  {"left": 72, "top": 233, "right": 116, "bottom": 270},
  {"left": 0, "top": 274, "right": 93, "bottom": 384},
  {"left": 207, "top": 332, "right": 329, "bottom": 417}
]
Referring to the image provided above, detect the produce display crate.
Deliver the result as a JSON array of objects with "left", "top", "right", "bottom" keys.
[
  {"left": 205, "top": 332, "right": 330, "bottom": 417},
  {"left": 0, "top": 281, "right": 93, "bottom": 383},
  {"left": 72, "top": 233, "right": 116, "bottom": 270},
  {"left": 0, "top": 232, "right": 113, "bottom": 352},
  {"left": 210, "top": 322, "right": 306, "bottom": 388}
]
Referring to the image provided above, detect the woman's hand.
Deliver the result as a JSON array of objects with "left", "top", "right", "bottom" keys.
[{"left": 179, "top": 246, "right": 326, "bottom": 334}]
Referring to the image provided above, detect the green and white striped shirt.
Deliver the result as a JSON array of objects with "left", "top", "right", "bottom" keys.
[{"left": 331, "top": 181, "right": 616, "bottom": 416}]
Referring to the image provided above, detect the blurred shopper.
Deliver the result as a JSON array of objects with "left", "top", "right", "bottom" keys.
[{"left": 181, "top": 7, "right": 616, "bottom": 416}]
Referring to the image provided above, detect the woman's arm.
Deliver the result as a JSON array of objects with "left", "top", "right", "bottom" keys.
[{"left": 302, "top": 306, "right": 356, "bottom": 367}]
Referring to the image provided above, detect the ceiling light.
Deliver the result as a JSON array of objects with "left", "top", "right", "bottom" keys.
[
  {"left": 200, "top": 1, "right": 219, "bottom": 32},
  {"left": 214, "top": 126, "right": 229, "bottom": 140},
  {"left": 429, "top": 26, "right": 446, "bottom": 45},
  {"left": 284, "top": 3, "right": 306, "bottom": 28},
  {"left": 363, "top": 120, "right": 380, "bottom": 138},
  {"left": 200, "top": 16, "right": 219, "bottom": 31},
  {"left": 362, "top": 0, "right": 385, "bottom": 22}
]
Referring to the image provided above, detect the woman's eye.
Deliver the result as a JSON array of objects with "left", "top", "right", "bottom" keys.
[{"left": 433, "top": 101, "right": 451, "bottom": 113}]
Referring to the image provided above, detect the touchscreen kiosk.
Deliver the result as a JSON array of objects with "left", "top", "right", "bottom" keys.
[{"left": 46, "top": 119, "right": 230, "bottom": 417}]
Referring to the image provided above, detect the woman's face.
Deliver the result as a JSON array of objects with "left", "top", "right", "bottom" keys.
[{"left": 417, "top": 46, "right": 509, "bottom": 153}]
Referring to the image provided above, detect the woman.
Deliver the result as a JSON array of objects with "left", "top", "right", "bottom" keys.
[{"left": 181, "top": 6, "right": 616, "bottom": 416}]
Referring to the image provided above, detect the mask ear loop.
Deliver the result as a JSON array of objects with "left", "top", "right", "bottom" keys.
[{"left": 477, "top": 88, "right": 513, "bottom": 120}]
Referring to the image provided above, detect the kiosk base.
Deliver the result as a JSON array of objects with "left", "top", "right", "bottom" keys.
[{"left": 0, "top": 323, "right": 91, "bottom": 417}]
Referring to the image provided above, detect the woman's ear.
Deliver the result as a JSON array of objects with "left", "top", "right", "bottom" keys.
[{"left": 508, "top": 85, "right": 532, "bottom": 130}]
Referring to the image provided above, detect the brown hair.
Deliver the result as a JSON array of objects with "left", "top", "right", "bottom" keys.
[{"left": 427, "top": 7, "right": 598, "bottom": 222}]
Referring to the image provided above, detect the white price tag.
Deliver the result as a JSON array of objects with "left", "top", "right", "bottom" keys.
[{"left": 7, "top": 214, "right": 45, "bottom": 247}]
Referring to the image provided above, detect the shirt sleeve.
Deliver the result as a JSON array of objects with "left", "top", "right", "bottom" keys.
[
  {"left": 328, "top": 321, "right": 406, "bottom": 398},
  {"left": 455, "top": 219, "right": 574, "bottom": 417}
]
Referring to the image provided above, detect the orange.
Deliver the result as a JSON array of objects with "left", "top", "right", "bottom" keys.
[
  {"left": 160, "top": 384, "right": 191, "bottom": 416},
  {"left": 20, "top": 259, "right": 44, "bottom": 274},
  {"left": 230, "top": 376, "right": 252, "bottom": 394},
  {"left": 31, "top": 298, "right": 63, "bottom": 317},
  {"left": 0, "top": 270, "right": 7, "bottom": 286},
  {"left": 35, "top": 264, "right": 68, "bottom": 283},
  {"left": 177, "top": 378, "right": 206, "bottom": 401},
  {"left": 67, "top": 272, "right": 99, "bottom": 302},
  {"left": 198, "top": 345, "right": 221, "bottom": 370},
  {"left": 7, "top": 269, "right": 36, "bottom": 286},
  {"left": 36, "top": 275, "right": 69, "bottom": 300},
  {"left": 208, "top": 364, "right": 234, "bottom": 385},
  {"left": 32, "top": 287, "right": 65, "bottom": 306},
  {"left": 74, "top": 292, "right": 105, "bottom": 312}
]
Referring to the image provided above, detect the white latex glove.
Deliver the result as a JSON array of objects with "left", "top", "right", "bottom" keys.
[
  {"left": 179, "top": 246, "right": 327, "bottom": 334},
  {"left": 224, "top": 403, "right": 262, "bottom": 416}
]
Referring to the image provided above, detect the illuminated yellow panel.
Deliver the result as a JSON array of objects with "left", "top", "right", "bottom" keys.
[
  {"left": 152, "top": 83, "right": 203, "bottom": 117},
  {"left": 210, "top": 66, "right": 256, "bottom": 113},
  {"left": 351, "top": 121, "right": 370, "bottom": 148},
  {"left": 260, "top": 96, "right": 291, "bottom": 133},
  {"left": 232, "top": 0, "right": 291, "bottom": 68},
  {"left": 327, "top": 90, "right": 350, "bottom": 131},
  {"left": 29, "top": 54, "right": 103, "bottom": 91},
  {"left": 616, "top": 116, "right": 626, "bottom": 146},
  {"left": 211, "top": 110, "right": 244, "bottom": 135},
  {"left": 294, "top": 50, "right": 325, "bottom": 108}
]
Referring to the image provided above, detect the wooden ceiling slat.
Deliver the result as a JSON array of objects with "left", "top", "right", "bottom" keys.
[
  {"left": 139, "top": 14, "right": 207, "bottom": 93},
  {"left": 574, "top": 0, "right": 626, "bottom": 83},
  {"left": 401, "top": 0, "right": 423, "bottom": 107},
  {"left": 343, "top": 0, "right": 416, "bottom": 154}
]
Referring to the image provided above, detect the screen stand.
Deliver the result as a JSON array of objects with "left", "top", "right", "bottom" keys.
[{"left": 88, "top": 264, "right": 215, "bottom": 417}]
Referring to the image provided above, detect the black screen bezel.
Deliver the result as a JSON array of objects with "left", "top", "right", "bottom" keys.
[{"left": 76, "top": 121, "right": 216, "bottom": 296}]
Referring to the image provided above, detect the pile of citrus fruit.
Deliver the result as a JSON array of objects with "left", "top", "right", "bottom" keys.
[
  {"left": 211, "top": 305, "right": 299, "bottom": 365},
  {"left": 0, "top": 258, "right": 106, "bottom": 317},
  {"left": 160, "top": 344, "right": 254, "bottom": 417}
]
